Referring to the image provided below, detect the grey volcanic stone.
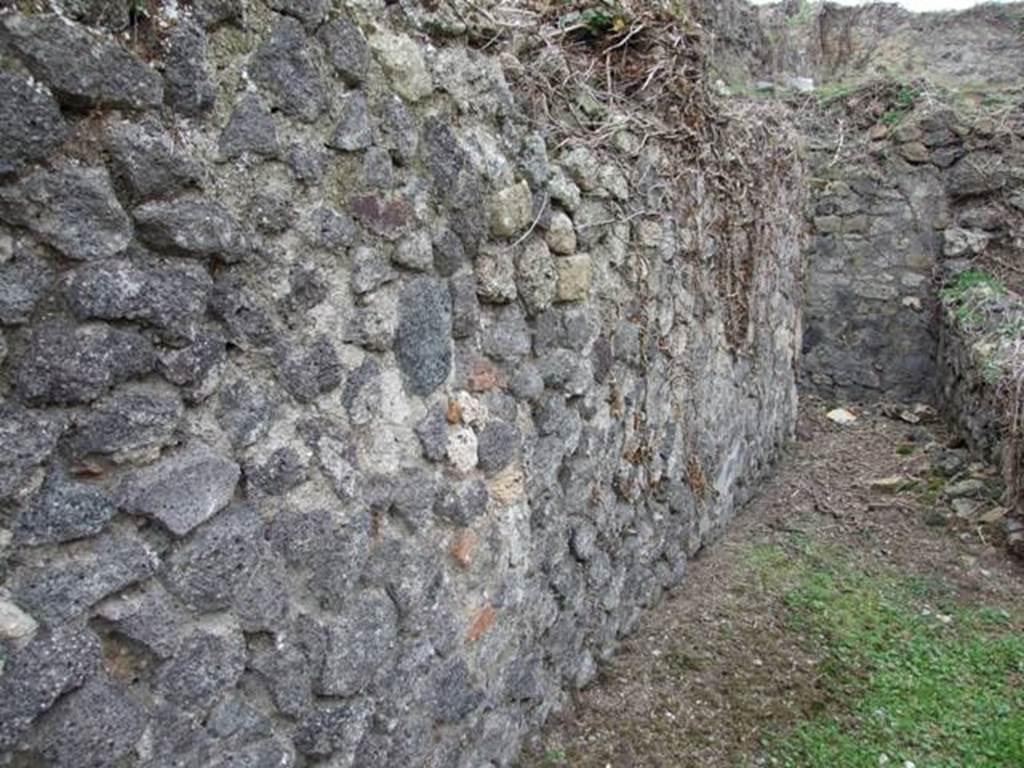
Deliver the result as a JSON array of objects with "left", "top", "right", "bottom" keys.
[
  {"left": 193, "top": 0, "right": 243, "bottom": 27},
  {"left": 481, "top": 305, "right": 531, "bottom": 362},
  {"left": 34, "top": 676, "right": 147, "bottom": 768},
  {"left": 295, "top": 702, "right": 372, "bottom": 759},
  {"left": 431, "top": 658, "right": 484, "bottom": 723},
  {"left": 449, "top": 274, "right": 479, "bottom": 339},
  {"left": 395, "top": 277, "right": 452, "bottom": 395},
  {"left": 0, "top": 73, "right": 69, "bottom": 177},
  {"left": 0, "top": 166, "right": 131, "bottom": 261},
  {"left": 510, "top": 364, "right": 544, "bottom": 401},
  {"left": 434, "top": 478, "right": 488, "bottom": 525},
  {"left": 0, "top": 251, "right": 55, "bottom": 325},
  {"left": 380, "top": 95, "right": 418, "bottom": 165},
  {"left": 298, "top": 420, "right": 362, "bottom": 503},
  {"left": 14, "top": 471, "right": 116, "bottom": 545},
  {"left": 250, "top": 191, "right": 295, "bottom": 234},
  {"left": 163, "top": 504, "right": 288, "bottom": 630},
  {"left": 63, "top": 258, "right": 212, "bottom": 338},
  {"left": 269, "top": 504, "right": 370, "bottom": 612},
  {"left": 319, "top": 18, "right": 370, "bottom": 85},
  {"left": 133, "top": 199, "right": 248, "bottom": 262},
  {"left": 219, "top": 95, "right": 280, "bottom": 160},
  {"left": 249, "top": 17, "right": 326, "bottom": 123},
  {"left": 476, "top": 420, "right": 520, "bottom": 474},
  {"left": 157, "top": 328, "right": 228, "bottom": 403},
  {"left": 269, "top": 0, "right": 328, "bottom": 31},
  {"left": 210, "top": 273, "right": 279, "bottom": 348},
  {"left": 0, "top": 625, "right": 102, "bottom": 750},
  {"left": 9, "top": 531, "right": 160, "bottom": 624},
  {"left": 216, "top": 379, "right": 275, "bottom": 448},
  {"left": 103, "top": 119, "right": 202, "bottom": 202},
  {"left": 67, "top": 383, "right": 184, "bottom": 462},
  {"left": 244, "top": 447, "right": 308, "bottom": 497},
  {"left": 287, "top": 144, "right": 327, "bottom": 185},
  {"left": 0, "top": 13, "right": 163, "bottom": 110},
  {"left": 53, "top": 0, "right": 130, "bottom": 32},
  {"left": 0, "top": 404, "right": 64, "bottom": 501},
  {"left": 117, "top": 443, "right": 240, "bottom": 536},
  {"left": 94, "top": 582, "right": 188, "bottom": 659},
  {"left": 327, "top": 92, "right": 374, "bottom": 152},
  {"left": 318, "top": 589, "right": 398, "bottom": 696},
  {"left": 415, "top": 402, "right": 448, "bottom": 461},
  {"left": 351, "top": 247, "right": 398, "bottom": 295},
  {"left": 165, "top": 22, "right": 216, "bottom": 117},
  {"left": 249, "top": 615, "right": 324, "bottom": 717},
  {"left": 310, "top": 206, "right": 358, "bottom": 250},
  {"left": 155, "top": 627, "right": 246, "bottom": 713},
  {"left": 15, "top": 322, "right": 155, "bottom": 406},
  {"left": 274, "top": 335, "right": 343, "bottom": 403},
  {"left": 433, "top": 227, "right": 465, "bottom": 278},
  {"left": 342, "top": 357, "right": 381, "bottom": 425}
]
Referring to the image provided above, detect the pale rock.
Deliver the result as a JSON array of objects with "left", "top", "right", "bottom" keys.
[
  {"left": 545, "top": 211, "right": 576, "bottom": 255},
  {"left": 489, "top": 181, "right": 533, "bottom": 238},
  {"left": 555, "top": 254, "right": 592, "bottom": 302},
  {"left": 447, "top": 426, "right": 478, "bottom": 474},
  {"left": 0, "top": 600, "right": 37, "bottom": 641},
  {"left": 369, "top": 32, "right": 432, "bottom": 102}
]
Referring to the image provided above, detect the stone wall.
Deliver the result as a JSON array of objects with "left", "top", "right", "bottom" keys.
[
  {"left": 0, "top": 3, "right": 805, "bottom": 766},
  {"left": 801, "top": 90, "right": 1024, "bottom": 402}
]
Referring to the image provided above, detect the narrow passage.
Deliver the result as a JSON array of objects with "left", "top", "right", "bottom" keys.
[{"left": 520, "top": 397, "right": 1024, "bottom": 768}]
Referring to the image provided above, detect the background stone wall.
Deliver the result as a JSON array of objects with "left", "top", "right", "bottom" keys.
[
  {"left": 800, "top": 89, "right": 1024, "bottom": 402},
  {"left": 0, "top": 3, "right": 805, "bottom": 766}
]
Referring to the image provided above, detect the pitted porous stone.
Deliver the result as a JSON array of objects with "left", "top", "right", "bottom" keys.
[
  {"left": 319, "top": 17, "right": 370, "bottom": 85},
  {"left": 163, "top": 504, "right": 288, "bottom": 629},
  {"left": 274, "top": 335, "right": 343, "bottom": 403},
  {"left": 415, "top": 402, "right": 449, "bottom": 461},
  {"left": 369, "top": 32, "right": 433, "bottom": 102},
  {"left": 103, "top": 119, "right": 202, "bottom": 203},
  {"left": 63, "top": 258, "right": 212, "bottom": 339},
  {"left": 16, "top": 322, "right": 155, "bottom": 406},
  {"left": 0, "top": 625, "right": 102, "bottom": 751},
  {"left": 217, "top": 378, "right": 276, "bottom": 448},
  {"left": 164, "top": 21, "right": 215, "bottom": 117},
  {"left": 33, "top": 676, "right": 147, "bottom": 768},
  {"left": 294, "top": 702, "right": 372, "bottom": 760},
  {"left": 0, "top": 405, "right": 64, "bottom": 502},
  {"left": 13, "top": 471, "right": 116, "bottom": 545},
  {"left": 476, "top": 419, "right": 521, "bottom": 475},
  {"left": 0, "top": 73, "right": 69, "bottom": 177},
  {"left": 67, "top": 383, "right": 184, "bottom": 463},
  {"left": 433, "top": 226, "right": 466, "bottom": 277},
  {"left": 157, "top": 328, "right": 228, "bottom": 403},
  {"left": 219, "top": 94, "right": 280, "bottom": 160},
  {"left": 0, "top": 250, "right": 55, "bottom": 326},
  {"left": 475, "top": 245, "right": 518, "bottom": 304},
  {"left": 0, "top": 166, "right": 130, "bottom": 261},
  {"left": 133, "top": 199, "right": 248, "bottom": 262},
  {"left": 117, "top": 443, "right": 240, "bottom": 537},
  {"left": 395, "top": 277, "right": 453, "bottom": 396},
  {"left": 244, "top": 447, "right": 308, "bottom": 498},
  {"left": 380, "top": 95, "right": 419, "bottom": 165},
  {"left": 94, "top": 582, "right": 189, "bottom": 659},
  {"left": 249, "top": 17, "right": 327, "bottom": 123},
  {"left": 434, "top": 478, "right": 489, "bottom": 525},
  {"left": 299, "top": 420, "right": 362, "bottom": 502},
  {"left": 318, "top": 589, "right": 398, "bottom": 697},
  {"left": 447, "top": 426, "right": 478, "bottom": 474},
  {"left": 154, "top": 626, "right": 246, "bottom": 714},
  {"left": 9, "top": 531, "right": 160, "bottom": 624},
  {"left": 0, "top": 13, "right": 163, "bottom": 111}
]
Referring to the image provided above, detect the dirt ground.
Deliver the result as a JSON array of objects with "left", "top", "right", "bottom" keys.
[{"left": 518, "top": 396, "right": 1024, "bottom": 768}]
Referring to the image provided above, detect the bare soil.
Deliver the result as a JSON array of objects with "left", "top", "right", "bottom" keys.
[{"left": 518, "top": 396, "right": 1024, "bottom": 768}]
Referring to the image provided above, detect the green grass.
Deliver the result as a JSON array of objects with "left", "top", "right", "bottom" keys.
[
  {"left": 940, "top": 269, "right": 1004, "bottom": 303},
  {"left": 753, "top": 544, "right": 1024, "bottom": 767}
]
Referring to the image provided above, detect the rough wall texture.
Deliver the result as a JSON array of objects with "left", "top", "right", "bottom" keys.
[
  {"left": 800, "top": 87, "right": 1024, "bottom": 402},
  {"left": 0, "top": 3, "right": 805, "bottom": 766}
]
